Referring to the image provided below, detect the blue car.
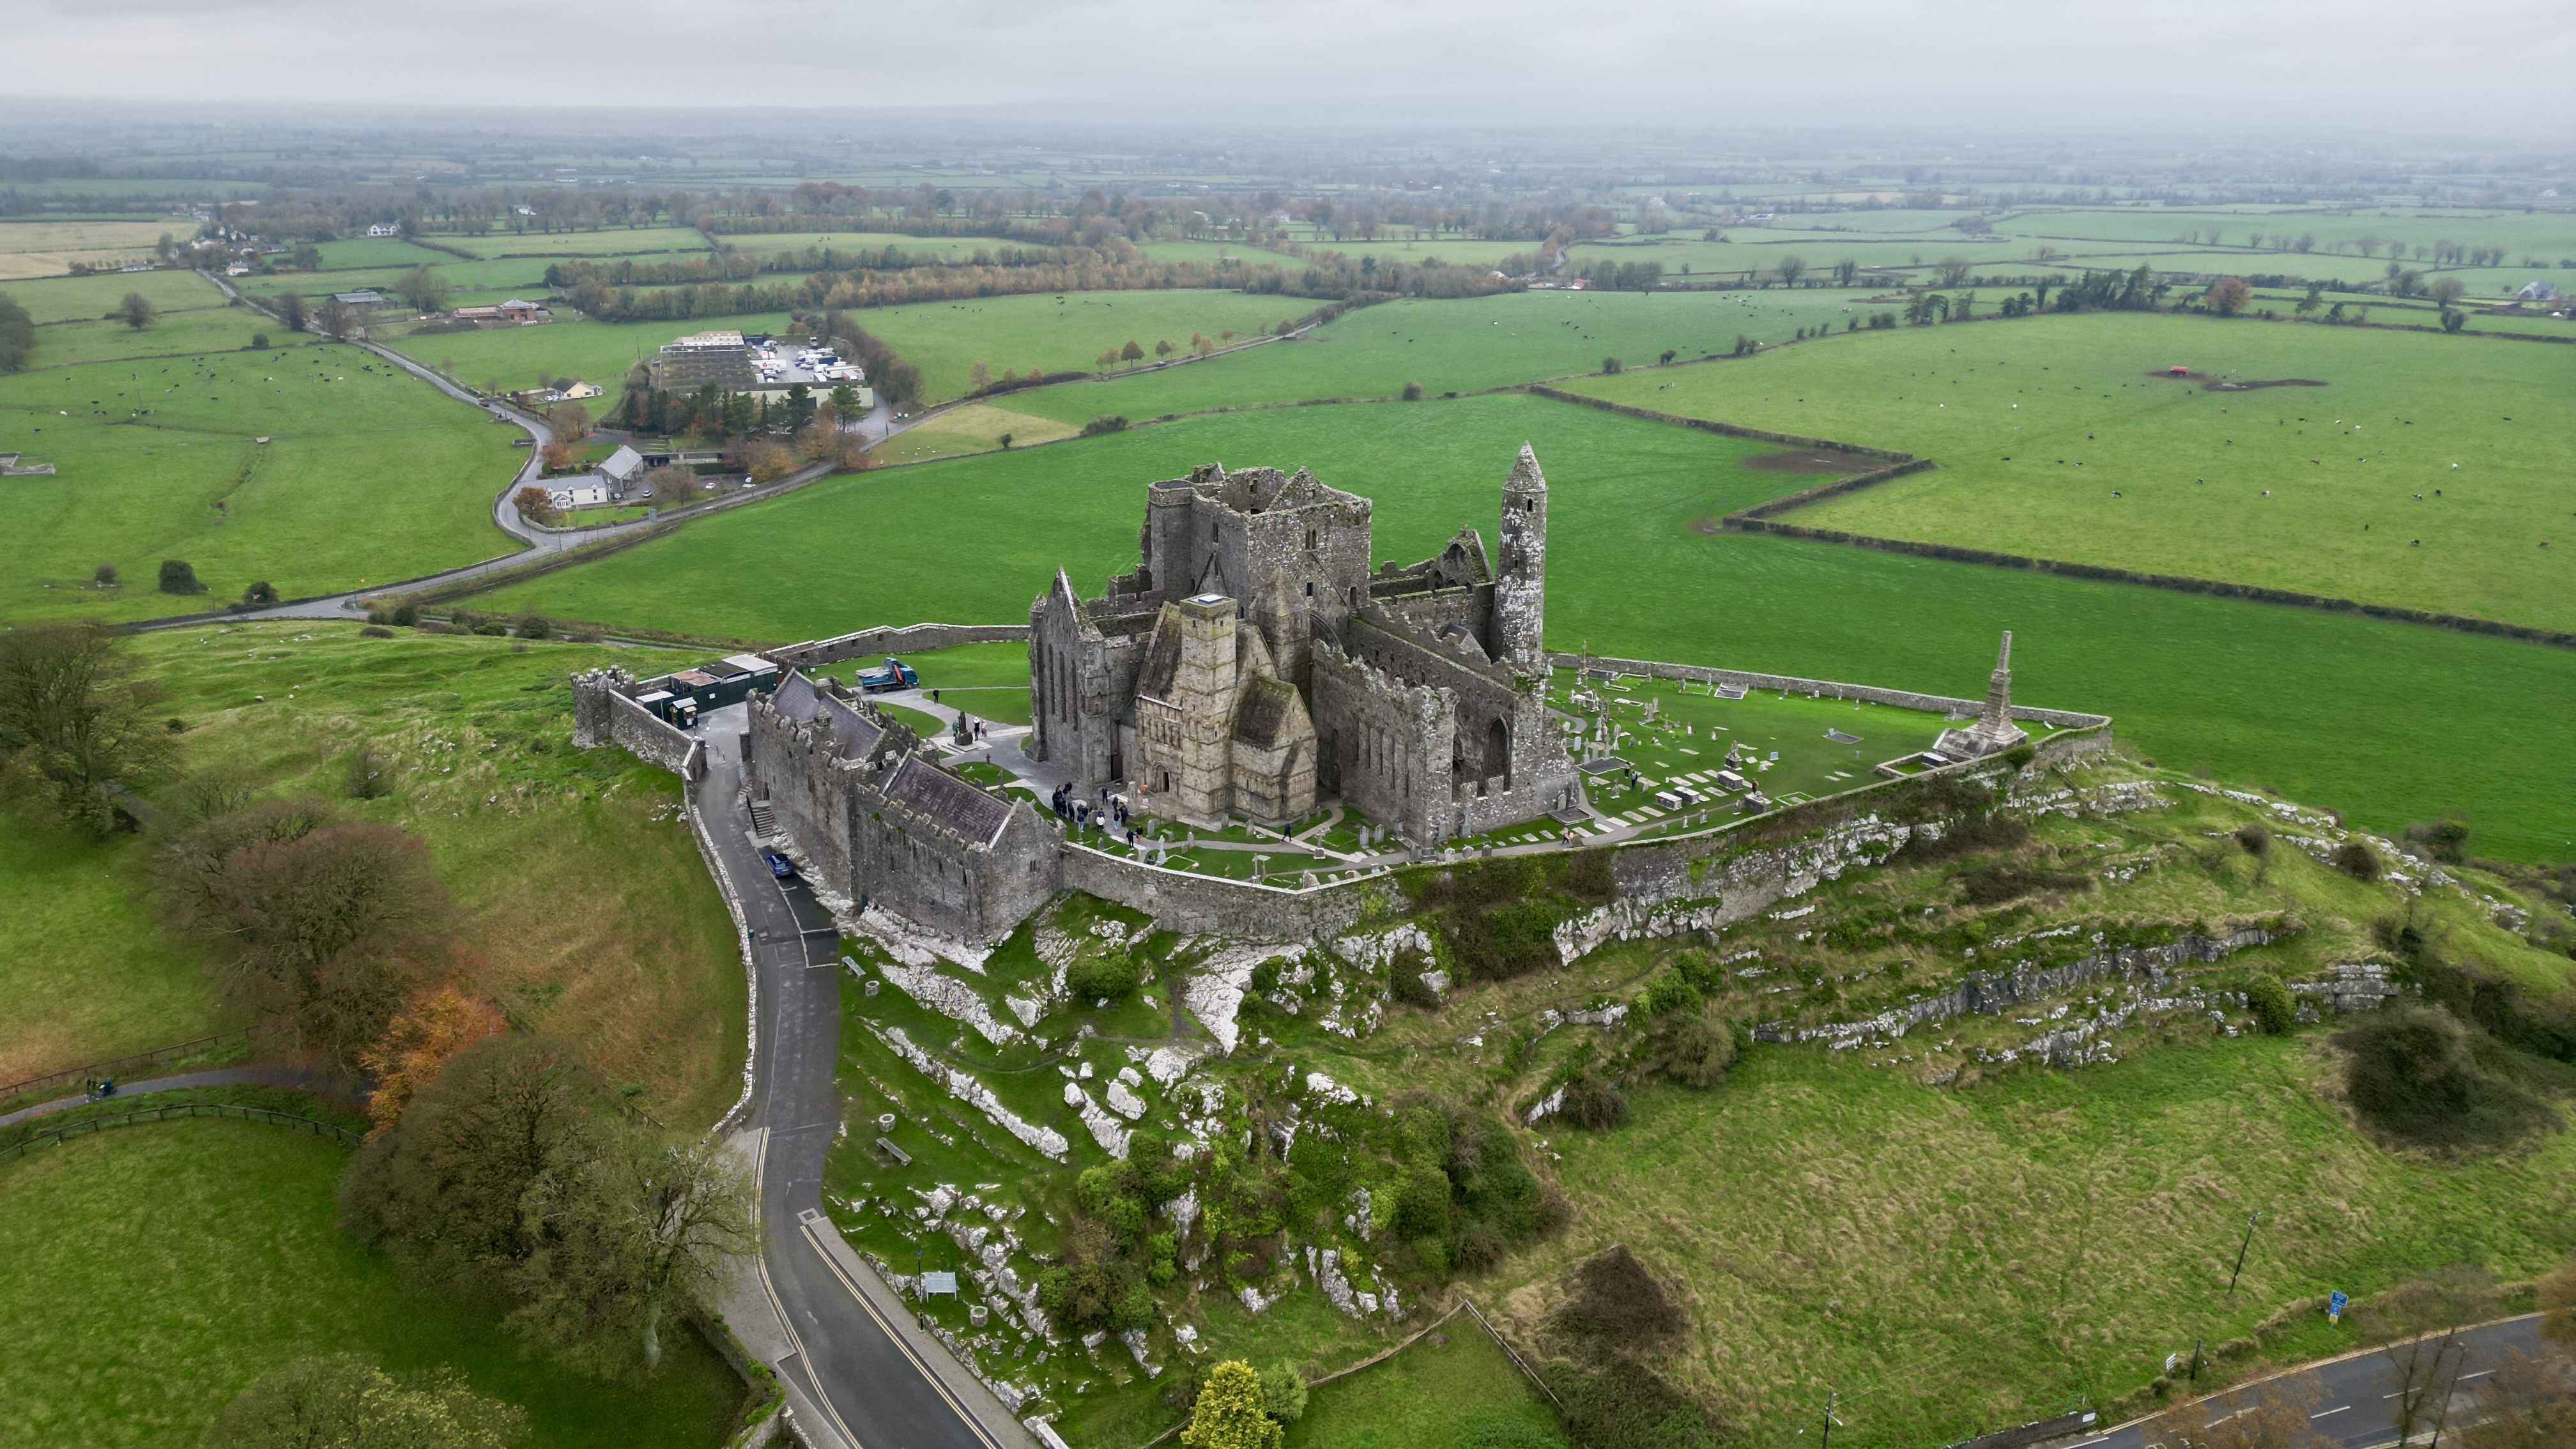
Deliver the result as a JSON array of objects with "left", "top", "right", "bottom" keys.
[{"left": 762, "top": 851, "right": 796, "bottom": 880}]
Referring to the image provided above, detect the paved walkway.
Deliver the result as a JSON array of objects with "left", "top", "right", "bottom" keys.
[{"left": 0, "top": 1064, "right": 367, "bottom": 1130}]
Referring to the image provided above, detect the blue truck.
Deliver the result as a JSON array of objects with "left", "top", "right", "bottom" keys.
[{"left": 855, "top": 656, "right": 919, "bottom": 693}]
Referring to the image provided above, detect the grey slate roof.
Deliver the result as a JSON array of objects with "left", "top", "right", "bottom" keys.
[
  {"left": 1232, "top": 675, "right": 1304, "bottom": 747},
  {"left": 1133, "top": 613, "right": 1184, "bottom": 701},
  {"left": 770, "top": 671, "right": 885, "bottom": 760},
  {"left": 884, "top": 758, "right": 1011, "bottom": 846}
]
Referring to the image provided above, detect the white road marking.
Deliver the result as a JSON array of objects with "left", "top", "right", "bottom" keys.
[{"left": 2310, "top": 1404, "right": 2349, "bottom": 1418}]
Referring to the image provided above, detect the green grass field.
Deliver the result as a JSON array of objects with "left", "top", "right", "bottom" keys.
[
  {"left": 873, "top": 402, "right": 1078, "bottom": 465},
  {"left": 381, "top": 312, "right": 793, "bottom": 405},
  {"left": 1, "top": 269, "right": 228, "bottom": 325},
  {"left": 3, "top": 337, "right": 519, "bottom": 622},
  {"left": 0, "top": 815, "right": 231, "bottom": 1088},
  {"left": 1288, "top": 1321, "right": 1562, "bottom": 1449},
  {"left": 0, "top": 219, "right": 176, "bottom": 279},
  {"left": 853, "top": 290, "right": 1298, "bottom": 404},
  {"left": 995, "top": 288, "right": 1894, "bottom": 426},
  {"left": 441, "top": 226, "right": 712, "bottom": 259},
  {"left": 23, "top": 306, "right": 278, "bottom": 367},
  {"left": 464, "top": 391, "right": 2576, "bottom": 859},
  {"left": 0, "top": 1119, "right": 742, "bottom": 1448},
  {"left": 307, "top": 237, "right": 461, "bottom": 272},
  {"left": 0, "top": 624, "right": 748, "bottom": 1127},
  {"left": 1485, "top": 1031, "right": 2576, "bottom": 1448},
  {"left": 815, "top": 641, "right": 1034, "bottom": 724},
  {"left": 1571, "top": 312, "right": 2576, "bottom": 633}
]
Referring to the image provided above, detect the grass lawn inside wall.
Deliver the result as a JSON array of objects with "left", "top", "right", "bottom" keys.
[
  {"left": 1287, "top": 1319, "right": 1563, "bottom": 1449},
  {"left": 0, "top": 1119, "right": 743, "bottom": 1449},
  {"left": 1568, "top": 312, "right": 2576, "bottom": 634},
  {"left": 466, "top": 391, "right": 2576, "bottom": 859}
]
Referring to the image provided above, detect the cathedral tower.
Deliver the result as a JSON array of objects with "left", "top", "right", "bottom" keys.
[{"left": 1493, "top": 442, "right": 1548, "bottom": 672}]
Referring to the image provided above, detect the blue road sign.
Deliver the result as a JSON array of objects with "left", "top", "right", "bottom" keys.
[{"left": 2329, "top": 1289, "right": 2349, "bottom": 1322}]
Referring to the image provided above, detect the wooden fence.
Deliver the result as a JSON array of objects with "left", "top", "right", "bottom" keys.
[
  {"left": 1, "top": 1028, "right": 263, "bottom": 1107},
  {"left": 0, "top": 1102, "right": 363, "bottom": 1165}
]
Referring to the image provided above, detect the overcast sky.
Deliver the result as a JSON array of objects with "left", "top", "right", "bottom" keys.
[{"left": 6, "top": 0, "right": 2571, "bottom": 138}]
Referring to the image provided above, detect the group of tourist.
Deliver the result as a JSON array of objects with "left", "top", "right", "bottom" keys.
[{"left": 1050, "top": 783, "right": 1146, "bottom": 848}]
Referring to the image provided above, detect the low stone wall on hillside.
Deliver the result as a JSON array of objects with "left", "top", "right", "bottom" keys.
[
  {"left": 608, "top": 689, "right": 703, "bottom": 779},
  {"left": 1752, "top": 928, "right": 2276, "bottom": 1046},
  {"left": 1522, "top": 386, "right": 1919, "bottom": 463},
  {"left": 768, "top": 623, "right": 1032, "bottom": 671},
  {"left": 1055, "top": 843, "right": 1386, "bottom": 939},
  {"left": 1551, "top": 652, "right": 2113, "bottom": 729}
]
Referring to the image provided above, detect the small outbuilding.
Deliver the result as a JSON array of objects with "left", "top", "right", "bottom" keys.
[{"left": 598, "top": 444, "right": 645, "bottom": 489}]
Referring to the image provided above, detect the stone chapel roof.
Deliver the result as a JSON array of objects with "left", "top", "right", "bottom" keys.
[
  {"left": 1133, "top": 618, "right": 1184, "bottom": 702},
  {"left": 1232, "top": 675, "right": 1305, "bottom": 747},
  {"left": 770, "top": 670, "right": 885, "bottom": 760},
  {"left": 882, "top": 756, "right": 1011, "bottom": 846}
]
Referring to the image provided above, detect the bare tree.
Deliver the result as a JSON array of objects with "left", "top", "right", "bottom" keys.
[
  {"left": 1775, "top": 254, "right": 1807, "bottom": 288},
  {"left": 2459, "top": 1345, "right": 2576, "bottom": 1449},
  {"left": 2387, "top": 1327, "right": 2466, "bottom": 1448}
]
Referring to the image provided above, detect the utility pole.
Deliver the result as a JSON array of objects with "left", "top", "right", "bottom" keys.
[
  {"left": 2225, "top": 1210, "right": 2262, "bottom": 1300},
  {"left": 1820, "top": 1390, "right": 1841, "bottom": 1449},
  {"left": 2195, "top": 1209, "right": 2263, "bottom": 1383}
]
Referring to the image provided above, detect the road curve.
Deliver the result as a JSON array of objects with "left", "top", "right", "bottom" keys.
[
  {"left": 2077, "top": 1312, "right": 2548, "bottom": 1449},
  {"left": 691, "top": 718, "right": 1034, "bottom": 1449}
]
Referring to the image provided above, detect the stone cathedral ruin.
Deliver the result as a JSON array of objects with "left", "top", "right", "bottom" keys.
[
  {"left": 573, "top": 445, "right": 2106, "bottom": 949},
  {"left": 1027, "top": 445, "right": 1581, "bottom": 843}
]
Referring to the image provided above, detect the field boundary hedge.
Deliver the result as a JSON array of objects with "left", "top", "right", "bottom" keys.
[
  {"left": 1520, "top": 385, "right": 2576, "bottom": 653},
  {"left": 1521, "top": 385, "right": 1917, "bottom": 461},
  {"left": 1726, "top": 516, "right": 2576, "bottom": 651}
]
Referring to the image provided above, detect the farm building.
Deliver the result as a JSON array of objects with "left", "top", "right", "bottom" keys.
[
  {"left": 550, "top": 481, "right": 610, "bottom": 509},
  {"left": 597, "top": 445, "right": 644, "bottom": 489}
]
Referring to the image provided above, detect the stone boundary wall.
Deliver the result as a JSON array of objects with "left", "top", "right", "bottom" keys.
[
  {"left": 768, "top": 622, "right": 1034, "bottom": 670},
  {"left": 1055, "top": 843, "right": 1384, "bottom": 939},
  {"left": 1728, "top": 457, "right": 1938, "bottom": 521},
  {"left": 1522, "top": 385, "right": 1919, "bottom": 462},
  {"left": 1551, "top": 652, "right": 2112, "bottom": 729},
  {"left": 609, "top": 689, "right": 704, "bottom": 779},
  {"left": 1722, "top": 519, "right": 2576, "bottom": 652}
]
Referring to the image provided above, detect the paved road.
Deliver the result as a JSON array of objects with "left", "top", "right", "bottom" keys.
[
  {"left": 0, "top": 1064, "right": 366, "bottom": 1130},
  {"left": 176, "top": 270, "right": 901, "bottom": 628},
  {"left": 2076, "top": 1313, "right": 2547, "bottom": 1449},
  {"left": 689, "top": 716, "right": 1029, "bottom": 1449}
]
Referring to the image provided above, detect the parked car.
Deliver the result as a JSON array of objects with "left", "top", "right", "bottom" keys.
[{"left": 762, "top": 851, "right": 796, "bottom": 880}]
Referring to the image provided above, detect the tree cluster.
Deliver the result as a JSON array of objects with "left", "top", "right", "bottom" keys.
[
  {"left": 340, "top": 1033, "right": 753, "bottom": 1373},
  {"left": 207, "top": 1352, "right": 527, "bottom": 1449},
  {"left": 0, "top": 293, "right": 32, "bottom": 372},
  {"left": 157, "top": 794, "right": 456, "bottom": 1060}
]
